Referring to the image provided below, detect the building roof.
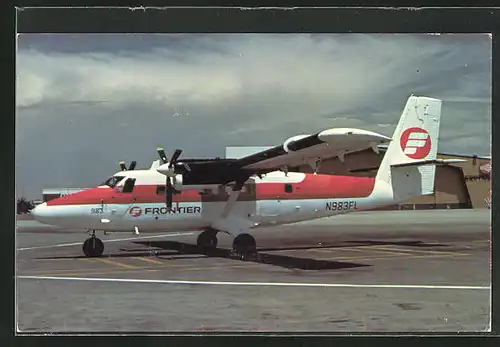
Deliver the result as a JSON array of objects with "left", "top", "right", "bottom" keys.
[
  {"left": 377, "top": 145, "right": 490, "bottom": 160},
  {"left": 42, "top": 188, "right": 90, "bottom": 194},
  {"left": 226, "top": 145, "right": 491, "bottom": 161}
]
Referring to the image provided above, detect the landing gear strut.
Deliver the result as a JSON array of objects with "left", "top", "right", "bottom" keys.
[
  {"left": 197, "top": 228, "right": 218, "bottom": 250},
  {"left": 82, "top": 230, "right": 104, "bottom": 257},
  {"left": 232, "top": 233, "right": 257, "bottom": 258}
]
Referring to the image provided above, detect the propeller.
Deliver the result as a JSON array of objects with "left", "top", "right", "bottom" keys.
[
  {"left": 119, "top": 161, "right": 137, "bottom": 171},
  {"left": 156, "top": 148, "right": 183, "bottom": 210},
  {"left": 157, "top": 147, "right": 168, "bottom": 164}
]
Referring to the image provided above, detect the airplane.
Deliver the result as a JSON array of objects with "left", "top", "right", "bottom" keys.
[{"left": 30, "top": 95, "right": 455, "bottom": 258}]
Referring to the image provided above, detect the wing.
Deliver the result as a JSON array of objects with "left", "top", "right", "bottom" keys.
[
  {"left": 155, "top": 127, "right": 391, "bottom": 191},
  {"left": 234, "top": 128, "right": 391, "bottom": 171}
]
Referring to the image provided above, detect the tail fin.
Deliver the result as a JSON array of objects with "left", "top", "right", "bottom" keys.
[{"left": 372, "top": 95, "right": 442, "bottom": 203}]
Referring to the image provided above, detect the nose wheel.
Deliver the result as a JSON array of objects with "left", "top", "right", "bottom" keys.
[
  {"left": 232, "top": 233, "right": 257, "bottom": 258},
  {"left": 82, "top": 231, "right": 104, "bottom": 257}
]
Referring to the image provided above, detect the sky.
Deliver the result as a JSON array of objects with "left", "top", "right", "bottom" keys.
[{"left": 16, "top": 34, "right": 492, "bottom": 199}]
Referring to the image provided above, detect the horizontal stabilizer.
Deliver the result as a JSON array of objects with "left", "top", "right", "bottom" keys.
[
  {"left": 351, "top": 159, "right": 465, "bottom": 173},
  {"left": 350, "top": 166, "right": 379, "bottom": 173},
  {"left": 391, "top": 159, "right": 467, "bottom": 168}
]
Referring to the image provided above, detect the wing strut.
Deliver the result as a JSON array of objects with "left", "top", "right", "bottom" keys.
[{"left": 220, "top": 178, "right": 247, "bottom": 219}]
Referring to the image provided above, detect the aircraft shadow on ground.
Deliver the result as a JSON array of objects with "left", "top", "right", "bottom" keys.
[
  {"left": 35, "top": 239, "right": 447, "bottom": 269},
  {"left": 347, "top": 240, "right": 448, "bottom": 247},
  {"left": 258, "top": 239, "right": 448, "bottom": 252},
  {"left": 133, "top": 240, "right": 370, "bottom": 271}
]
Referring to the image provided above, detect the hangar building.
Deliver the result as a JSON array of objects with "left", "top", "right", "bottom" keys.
[
  {"left": 42, "top": 188, "right": 89, "bottom": 202},
  {"left": 226, "top": 146, "right": 491, "bottom": 210}
]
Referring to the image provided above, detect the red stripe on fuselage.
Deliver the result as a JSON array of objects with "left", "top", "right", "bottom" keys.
[
  {"left": 47, "top": 174, "right": 375, "bottom": 206},
  {"left": 259, "top": 174, "right": 374, "bottom": 200}
]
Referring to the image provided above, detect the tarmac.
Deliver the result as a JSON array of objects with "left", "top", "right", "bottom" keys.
[{"left": 15, "top": 209, "right": 491, "bottom": 333}]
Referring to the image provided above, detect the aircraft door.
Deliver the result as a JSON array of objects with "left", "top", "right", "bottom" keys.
[
  {"left": 257, "top": 183, "right": 297, "bottom": 223},
  {"left": 238, "top": 182, "right": 257, "bottom": 219}
]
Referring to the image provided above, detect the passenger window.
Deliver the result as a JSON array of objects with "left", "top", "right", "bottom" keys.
[
  {"left": 156, "top": 185, "right": 166, "bottom": 195},
  {"left": 284, "top": 184, "right": 293, "bottom": 193},
  {"left": 122, "top": 178, "right": 136, "bottom": 193}
]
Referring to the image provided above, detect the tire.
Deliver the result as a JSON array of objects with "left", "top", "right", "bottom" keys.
[
  {"left": 82, "top": 237, "right": 104, "bottom": 257},
  {"left": 232, "top": 233, "right": 257, "bottom": 256},
  {"left": 197, "top": 231, "right": 218, "bottom": 250}
]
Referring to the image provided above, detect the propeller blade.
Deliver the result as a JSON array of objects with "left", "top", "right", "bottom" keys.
[
  {"left": 166, "top": 177, "right": 173, "bottom": 209},
  {"left": 157, "top": 147, "right": 168, "bottom": 164},
  {"left": 128, "top": 161, "right": 137, "bottom": 171},
  {"left": 169, "top": 149, "right": 183, "bottom": 168},
  {"left": 119, "top": 161, "right": 127, "bottom": 171}
]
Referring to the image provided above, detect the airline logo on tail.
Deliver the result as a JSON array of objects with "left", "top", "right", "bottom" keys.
[{"left": 400, "top": 127, "right": 431, "bottom": 159}]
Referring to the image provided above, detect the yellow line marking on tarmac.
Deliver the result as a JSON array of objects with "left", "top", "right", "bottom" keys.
[
  {"left": 94, "top": 258, "right": 139, "bottom": 269},
  {"left": 312, "top": 244, "right": 468, "bottom": 257},
  {"left": 134, "top": 257, "right": 164, "bottom": 265},
  {"left": 25, "top": 263, "right": 256, "bottom": 278},
  {"left": 21, "top": 243, "right": 472, "bottom": 277},
  {"left": 21, "top": 266, "right": 114, "bottom": 274},
  {"left": 21, "top": 248, "right": 471, "bottom": 276},
  {"left": 20, "top": 258, "right": 101, "bottom": 273},
  {"left": 21, "top": 257, "right": 225, "bottom": 274},
  {"left": 331, "top": 254, "right": 401, "bottom": 261},
  {"left": 472, "top": 240, "right": 490, "bottom": 243},
  {"left": 80, "top": 258, "right": 96, "bottom": 263},
  {"left": 21, "top": 251, "right": 470, "bottom": 278},
  {"left": 324, "top": 252, "right": 470, "bottom": 263},
  {"left": 312, "top": 246, "right": 411, "bottom": 257},
  {"left": 35, "top": 258, "right": 83, "bottom": 262},
  {"left": 366, "top": 245, "right": 467, "bottom": 256}
]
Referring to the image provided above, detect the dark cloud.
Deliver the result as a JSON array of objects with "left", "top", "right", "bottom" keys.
[{"left": 16, "top": 34, "right": 492, "bottom": 199}]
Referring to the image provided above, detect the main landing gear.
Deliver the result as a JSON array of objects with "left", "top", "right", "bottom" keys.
[
  {"left": 197, "top": 228, "right": 218, "bottom": 251},
  {"left": 232, "top": 233, "right": 257, "bottom": 258},
  {"left": 196, "top": 229, "right": 257, "bottom": 258},
  {"left": 82, "top": 230, "right": 104, "bottom": 257}
]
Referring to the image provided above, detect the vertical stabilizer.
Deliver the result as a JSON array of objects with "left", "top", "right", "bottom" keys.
[{"left": 371, "top": 95, "right": 442, "bottom": 203}]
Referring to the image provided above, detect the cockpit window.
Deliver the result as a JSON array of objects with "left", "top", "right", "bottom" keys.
[{"left": 101, "top": 176, "right": 125, "bottom": 188}]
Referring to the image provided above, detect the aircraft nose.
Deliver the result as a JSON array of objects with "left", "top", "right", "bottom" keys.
[{"left": 31, "top": 202, "right": 55, "bottom": 225}]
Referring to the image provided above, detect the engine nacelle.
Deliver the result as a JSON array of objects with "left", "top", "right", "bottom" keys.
[
  {"left": 283, "top": 134, "right": 311, "bottom": 152},
  {"left": 171, "top": 174, "right": 183, "bottom": 190},
  {"left": 171, "top": 174, "right": 220, "bottom": 192}
]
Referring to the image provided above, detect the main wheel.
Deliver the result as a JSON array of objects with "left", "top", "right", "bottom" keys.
[
  {"left": 197, "top": 230, "right": 218, "bottom": 250},
  {"left": 232, "top": 233, "right": 257, "bottom": 257},
  {"left": 82, "top": 237, "right": 104, "bottom": 257}
]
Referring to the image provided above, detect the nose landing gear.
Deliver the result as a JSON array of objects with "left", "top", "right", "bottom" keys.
[{"left": 82, "top": 230, "right": 104, "bottom": 257}]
